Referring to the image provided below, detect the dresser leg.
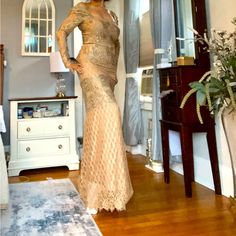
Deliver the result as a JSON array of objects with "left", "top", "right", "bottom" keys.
[
  {"left": 206, "top": 128, "right": 222, "bottom": 195},
  {"left": 180, "top": 127, "right": 193, "bottom": 197},
  {"left": 161, "top": 123, "right": 170, "bottom": 183}
]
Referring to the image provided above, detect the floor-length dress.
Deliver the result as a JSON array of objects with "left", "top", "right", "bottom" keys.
[{"left": 57, "top": 2, "right": 133, "bottom": 211}]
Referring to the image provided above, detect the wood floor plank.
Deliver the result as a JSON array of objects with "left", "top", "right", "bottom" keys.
[{"left": 8, "top": 153, "right": 236, "bottom": 235}]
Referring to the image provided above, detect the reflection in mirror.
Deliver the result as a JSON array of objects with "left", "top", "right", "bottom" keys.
[
  {"left": 22, "top": 0, "right": 55, "bottom": 56},
  {"left": 174, "top": 0, "right": 195, "bottom": 58}
]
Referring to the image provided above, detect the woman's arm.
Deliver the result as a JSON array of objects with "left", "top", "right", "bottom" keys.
[
  {"left": 111, "top": 11, "right": 120, "bottom": 65},
  {"left": 56, "top": 3, "right": 87, "bottom": 72},
  {"left": 114, "top": 39, "right": 120, "bottom": 65}
]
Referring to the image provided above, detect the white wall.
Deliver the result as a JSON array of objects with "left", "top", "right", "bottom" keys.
[{"left": 206, "top": 0, "right": 236, "bottom": 31}]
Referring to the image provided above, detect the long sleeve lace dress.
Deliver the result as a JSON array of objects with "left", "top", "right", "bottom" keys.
[{"left": 57, "top": 2, "right": 133, "bottom": 212}]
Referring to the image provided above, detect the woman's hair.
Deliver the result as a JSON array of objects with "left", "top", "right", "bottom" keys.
[{"left": 85, "top": 0, "right": 110, "bottom": 2}]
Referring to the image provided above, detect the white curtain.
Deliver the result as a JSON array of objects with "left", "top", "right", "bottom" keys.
[
  {"left": 123, "top": 0, "right": 143, "bottom": 146},
  {"left": 149, "top": 0, "right": 162, "bottom": 161},
  {"left": 149, "top": 0, "right": 177, "bottom": 161}
]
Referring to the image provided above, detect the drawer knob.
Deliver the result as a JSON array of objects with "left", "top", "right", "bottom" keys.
[
  {"left": 58, "top": 144, "right": 63, "bottom": 149},
  {"left": 26, "top": 147, "right": 31, "bottom": 152},
  {"left": 26, "top": 127, "right": 31, "bottom": 132},
  {"left": 58, "top": 125, "right": 63, "bottom": 130}
]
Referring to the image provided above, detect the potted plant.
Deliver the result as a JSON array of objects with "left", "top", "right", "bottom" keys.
[{"left": 180, "top": 17, "right": 236, "bottom": 218}]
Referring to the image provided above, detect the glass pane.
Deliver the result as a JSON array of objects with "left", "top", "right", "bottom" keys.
[
  {"left": 31, "top": 20, "right": 38, "bottom": 35},
  {"left": 40, "top": 20, "right": 47, "bottom": 36},
  {"left": 30, "top": 37, "right": 38, "bottom": 53},
  {"left": 25, "top": 20, "right": 29, "bottom": 31},
  {"left": 31, "top": 0, "right": 38, "bottom": 18},
  {"left": 39, "top": 37, "right": 47, "bottom": 52},
  {"left": 47, "top": 0, "right": 52, "bottom": 19},
  {"left": 25, "top": 1, "right": 30, "bottom": 18},
  {"left": 24, "top": 36, "right": 30, "bottom": 52},
  {"left": 40, "top": 1, "right": 47, "bottom": 19},
  {"left": 48, "top": 34, "right": 52, "bottom": 52},
  {"left": 48, "top": 21, "right": 52, "bottom": 35},
  {"left": 175, "top": 0, "right": 195, "bottom": 57}
]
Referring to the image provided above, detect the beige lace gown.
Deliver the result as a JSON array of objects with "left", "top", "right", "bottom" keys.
[{"left": 57, "top": 3, "right": 133, "bottom": 211}]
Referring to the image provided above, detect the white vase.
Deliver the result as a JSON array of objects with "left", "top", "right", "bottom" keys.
[{"left": 222, "top": 108, "right": 236, "bottom": 198}]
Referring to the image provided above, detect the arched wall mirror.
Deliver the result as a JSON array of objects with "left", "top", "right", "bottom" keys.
[
  {"left": 173, "top": 0, "right": 210, "bottom": 66},
  {"left": 22, "top": 0, "right": 55, "bottom": 56}
]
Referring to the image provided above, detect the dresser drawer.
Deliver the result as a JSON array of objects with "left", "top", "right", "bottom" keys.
[
  {"left": 161, "top": 105, "right": 181, "bottom": 122},
  {"left": 18, "top": 118, "right": 69, "bottom": 139},
  {"left": 160, "top": 69, "right": 179, "bottom": 91},
  {"left": 18, "top": 138, "right": 70, "bottom": 158}
]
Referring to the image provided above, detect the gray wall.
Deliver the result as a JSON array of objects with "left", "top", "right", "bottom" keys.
[{"left": 1, "top": 0, "right": 73, "bottom": 145}]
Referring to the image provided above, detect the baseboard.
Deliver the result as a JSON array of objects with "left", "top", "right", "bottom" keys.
[
  {"left": 126, "top": 144, "right": 146, "bottom": 156},
  {"left": 4, "top": 145, "right": 10, "bottom": 153},
  {"left": 170, "top": 156, "right": 234, "bottom": 197}
]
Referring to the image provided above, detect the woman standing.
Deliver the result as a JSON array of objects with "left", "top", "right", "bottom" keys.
[{"left": 57, "top": 0, "right": 133, "bottom": 213}]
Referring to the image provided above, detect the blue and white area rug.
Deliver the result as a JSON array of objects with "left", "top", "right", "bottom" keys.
[{"left": 0, "top": 178, "right": 102, "bottom": 236}]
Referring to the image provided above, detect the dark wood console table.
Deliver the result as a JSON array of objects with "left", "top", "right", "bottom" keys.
[{"left": 159, "top": 65, "right": 222, "bottom": 197}]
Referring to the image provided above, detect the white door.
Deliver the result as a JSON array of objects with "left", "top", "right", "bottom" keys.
[{"left": 73, "top": 0, "right": 84, "bottom": 142}]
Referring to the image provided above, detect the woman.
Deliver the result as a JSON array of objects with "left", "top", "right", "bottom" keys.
[{"left": 57, "top": 0, "right": 133, "bottom": 213}]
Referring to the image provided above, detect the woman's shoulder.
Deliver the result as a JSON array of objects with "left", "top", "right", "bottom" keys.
[{"left": 71, "top": 2, "right": 90, "bottom": 15}]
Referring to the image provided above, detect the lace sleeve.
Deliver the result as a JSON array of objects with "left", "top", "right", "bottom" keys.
[
  {"left": 110, "top": 10, "right": 119, "bottom": 26},
  {"left": 115, "top": 39, "right": 120, "bottom": 65},
  {"left": 56, "top": 3, "right": 89, "bottom": 67},
  {"left": 110, "top": 11, "right": 120, "bottom": 63}
]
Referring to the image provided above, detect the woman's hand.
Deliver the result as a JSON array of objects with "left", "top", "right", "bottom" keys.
[{"left": 68, "top": 58, "right": 83, "bottom": 74}]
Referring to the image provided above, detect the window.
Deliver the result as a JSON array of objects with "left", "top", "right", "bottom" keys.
[
  {"left": 139, "top": 0, "right": 150, "bottom": 17},
  {"left": 22, "top": 0, "right": 55, "bottom": 56},
  {"left": 139, "top": 0, "right": 153, "bottom": 67}
]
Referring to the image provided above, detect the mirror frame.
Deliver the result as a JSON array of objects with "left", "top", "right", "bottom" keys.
[{"left": 21, "top": 0, "right": 55, "bottom": 56}]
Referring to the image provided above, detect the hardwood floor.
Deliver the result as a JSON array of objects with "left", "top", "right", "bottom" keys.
[{"left": 8, "top": 153, "right": 236, "bottom": 235}]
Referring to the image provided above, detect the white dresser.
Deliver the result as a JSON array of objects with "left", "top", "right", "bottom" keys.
[{"left": 8, "top": 97, "right": 79, "bottom": 176}]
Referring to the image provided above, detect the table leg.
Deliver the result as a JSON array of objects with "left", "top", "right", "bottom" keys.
[
  {"left": 161, "top": 122, "right": 170, "bottom": 183},
  {"left": 206, "top": 128, "right": 222, "bottom": 195},
  {"left": 180, "top": 126, "right": 193, "bottom": 197}
]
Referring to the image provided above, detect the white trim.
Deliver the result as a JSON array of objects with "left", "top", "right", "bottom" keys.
[
  {"left": 154, "top": 48, "right": 165, "bottom": 54},
  {"left": 126, "top": 73, "right": 137, "bottom": 78},
  {"left": 170, "top": 155, "right": 234, "bottom": 197},
  {"left": 4, "top": 145, "right": 10, "bottom": 153},
  {"left": 145, "top": 161, "right": 164, "bottom": 173},
  {"left": 126, "top": 144, "right": 144, "bottom": 155}
]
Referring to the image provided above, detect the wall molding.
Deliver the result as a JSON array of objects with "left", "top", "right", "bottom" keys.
[{"left": 4, "top": 145, "right": 10, "bottom": 153}]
